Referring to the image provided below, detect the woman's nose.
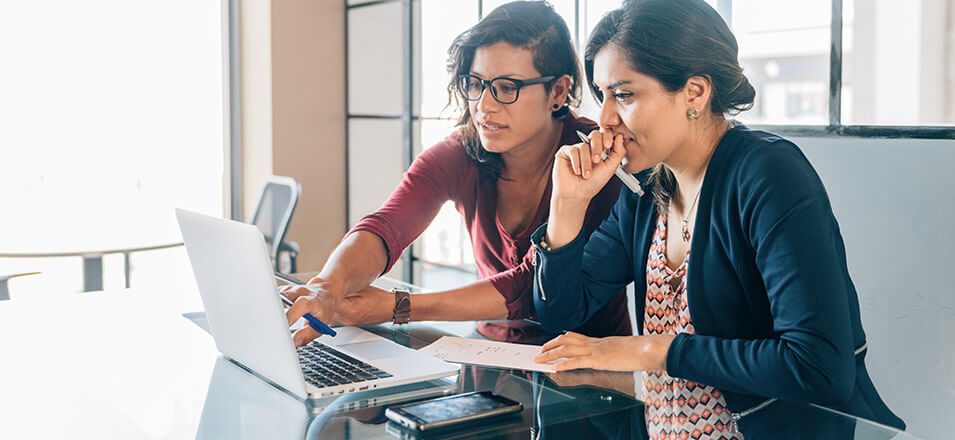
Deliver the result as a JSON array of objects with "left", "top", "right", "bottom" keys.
[
  {"left": 598, "top": 99, "right": 620, "bottom": 129},
  {"left": 475, "top": 86, "right": 500, "bottom": 113}
]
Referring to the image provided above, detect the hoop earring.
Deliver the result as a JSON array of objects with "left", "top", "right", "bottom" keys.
[{"left": 687, "top": 108, "right": 700, "bottom": 120}]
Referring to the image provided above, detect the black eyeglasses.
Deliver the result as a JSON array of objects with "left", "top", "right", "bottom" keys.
[{"left": 458, "top": 74, "right": 556, "bottom": 104}]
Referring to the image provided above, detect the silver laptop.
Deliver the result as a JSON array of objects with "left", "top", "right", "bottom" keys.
[{"left": 175, "top": 208, "right": 458, "bottom": 401}]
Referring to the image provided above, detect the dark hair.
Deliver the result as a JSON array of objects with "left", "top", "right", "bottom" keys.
[
  {"left": 446, "top": 1, "right": 583, "bottom": 184},
  {"left": 585, "top": 0, "right": 756, "bottom": 214}
]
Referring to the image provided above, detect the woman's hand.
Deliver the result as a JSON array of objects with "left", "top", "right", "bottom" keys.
[
  {"left": 551, "top": 129, "right": 627, "bottom": 206},
  {"left": 545, "top": 130, "right": 628, "bottom": 249},
  {"left": 280, "top": 279, "right": 344, "bottom": 347},
  {"left": 333, "top": 286, "right": 394, "bottom": 326},
  {"left": 534, "top": 331, "right": 675, "bottom": 372},
  {"left": 280, "top": 282, "right": 395, "bottom": 347}
]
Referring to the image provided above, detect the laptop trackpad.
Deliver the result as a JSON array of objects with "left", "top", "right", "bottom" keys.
[{"left": 342, "top": 340, "right": 412, "bottom": 361}]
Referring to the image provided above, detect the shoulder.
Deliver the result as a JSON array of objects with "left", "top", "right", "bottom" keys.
[
  {"left": 714, "top": 125, "right": 835, "bottom": 239},
  {"left": 405, "top": 129, "right": 481, "bottom": 196},
  {"left": 719, "top": 125, "right": 825, "bottom": 195}
]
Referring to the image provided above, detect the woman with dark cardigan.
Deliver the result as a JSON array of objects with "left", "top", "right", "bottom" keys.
[{"left": 531, "top": 1, "right": 904, "bottom": 437}]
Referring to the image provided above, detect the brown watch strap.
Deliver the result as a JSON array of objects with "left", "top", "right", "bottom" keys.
[{"left": 392, "top": 288, "right": 411, "bottom": 325}]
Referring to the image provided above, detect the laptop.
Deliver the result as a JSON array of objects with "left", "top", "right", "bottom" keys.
[{"left": 176, "top": 208, "right": 458, "bottom": 401}]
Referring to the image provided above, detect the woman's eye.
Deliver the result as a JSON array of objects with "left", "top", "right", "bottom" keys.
[{"left": 613, "top": 92, "right": 633, "bottom": 101}]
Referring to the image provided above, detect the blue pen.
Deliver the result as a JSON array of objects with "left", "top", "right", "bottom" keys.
[
  {"left": 275, "top": 272, "right": 337, "bottom": 337},
  {"left": 302, "top": 313, "right": 337, "bottom": 337}
]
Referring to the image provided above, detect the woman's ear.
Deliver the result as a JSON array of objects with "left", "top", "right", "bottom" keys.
[
  {"left": 551, "top": 74, "right": 573, "bottom": 107},
  {"left": 684, "top": 75, "right": 712, "bottom": 112}
]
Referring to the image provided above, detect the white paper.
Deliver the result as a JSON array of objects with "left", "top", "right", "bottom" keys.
[{"left": 418, "top": 336, "right": 559, "bottom": 373}]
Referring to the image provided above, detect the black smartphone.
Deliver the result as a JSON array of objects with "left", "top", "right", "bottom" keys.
[{"left": 384, "top": 391, "right": 522, "bottom": 431}]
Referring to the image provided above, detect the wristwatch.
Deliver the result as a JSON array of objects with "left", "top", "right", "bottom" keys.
[{"left": 392, "top": 288, "right": 411, "bottom": 325}]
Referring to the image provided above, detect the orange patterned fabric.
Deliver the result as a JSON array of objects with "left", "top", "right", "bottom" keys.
[{"left": 643, "top": 213, "right": 743, "bottom": 440}]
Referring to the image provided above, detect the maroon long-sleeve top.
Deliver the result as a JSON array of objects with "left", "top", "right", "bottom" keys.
[{"left": 350, "top": 115, "right": 631, "bottom": 337}]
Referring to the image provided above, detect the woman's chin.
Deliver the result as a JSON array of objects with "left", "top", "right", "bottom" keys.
[
  {"left": 621, "top": 157, "right": 648, "bottom": 174},
  {"left": 480, "top": 140, "right": 511, "bottom": 154}
]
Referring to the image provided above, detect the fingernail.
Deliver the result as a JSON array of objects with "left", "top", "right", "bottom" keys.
[{"left": 584, "top": 170, "right": 591, "bottom": 178}]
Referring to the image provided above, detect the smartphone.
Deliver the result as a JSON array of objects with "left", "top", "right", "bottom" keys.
[{"left": 385, "top": 391, "right": 522, "bottom": 431}]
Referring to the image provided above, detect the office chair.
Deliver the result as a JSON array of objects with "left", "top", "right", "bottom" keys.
[
  {"left": 250, "top": 176, "right": 301, "bottom": 274},
  {"left": 0, "top": 272, "right": 40, "bottom": 301}
]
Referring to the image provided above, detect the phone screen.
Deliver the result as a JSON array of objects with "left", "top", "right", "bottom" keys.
[{"left": 399, "top": 393, "right": 512, "bottom": 424}]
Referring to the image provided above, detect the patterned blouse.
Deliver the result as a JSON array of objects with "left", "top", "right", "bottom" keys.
[{"left": 643, "top": 213, "right": 743, "bottom": 440}]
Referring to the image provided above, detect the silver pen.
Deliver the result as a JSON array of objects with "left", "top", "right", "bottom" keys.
[{"left": 575, "top": 130, "right": 644, "bottom": 196}]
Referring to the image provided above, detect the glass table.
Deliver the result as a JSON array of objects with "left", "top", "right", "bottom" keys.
[{"left": 0, "top": 278, "right": 928, "bottom": 439}]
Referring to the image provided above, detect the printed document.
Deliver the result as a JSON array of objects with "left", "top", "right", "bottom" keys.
[{"left": 418, "top": 336, "right": 560, "bottom": 373}]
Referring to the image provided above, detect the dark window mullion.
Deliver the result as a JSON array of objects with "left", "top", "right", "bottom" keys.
[
  {"left": 829, "top": 0, "right": 843, "bottom": 127},
  {"left": 402, "top": 0, "right": 415, "bottom": 283},
  {"left": 344, "top": 0, "right": 350, "bottom": 230}
]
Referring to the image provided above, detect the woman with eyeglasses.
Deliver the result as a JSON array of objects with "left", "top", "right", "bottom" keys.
[
  {"left": 530, "top": 0, "right": 905, "bottom": 437},
  {"left": 282, "top": 1, "right": 630, "bottom": 346}
]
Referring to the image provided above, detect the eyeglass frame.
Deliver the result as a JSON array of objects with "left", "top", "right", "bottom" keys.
[{"left": 457, "top": 74, "right": 557, "bottom": 105}]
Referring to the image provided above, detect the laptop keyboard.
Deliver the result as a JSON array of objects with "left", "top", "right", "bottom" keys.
[{"left": 297, "top": 341, "right": 393, "bottom": 389}]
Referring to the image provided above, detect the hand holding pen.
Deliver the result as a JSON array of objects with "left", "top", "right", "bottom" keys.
[
  {"left": 551, "top": 128, "right": 639, "bottom": 205},
  {"left": 575, "top": 130, "right": 644, "bottom": 196},
  {"left": 276, "top": 273, "right": 339, "bottom": 346},
  {"left": 547, "top": 129, "right": 634, "bottom": 250}
]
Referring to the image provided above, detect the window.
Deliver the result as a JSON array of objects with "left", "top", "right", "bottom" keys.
[
  {"left": 416, "top": 0, "right": 481, "bottom": 288},
  {"left": 842, "top": 0, "right": 955, "bottom": 125},
  {"left": 0, "top": 1, "right": 228, "bottom": 303},
  {"left": 734, "top": 0, "right": 832, "bottom": 125}
]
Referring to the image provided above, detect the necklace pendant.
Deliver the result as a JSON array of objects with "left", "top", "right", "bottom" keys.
[{"left": 681, "top": 220, "right": 691, "bottom": 242}]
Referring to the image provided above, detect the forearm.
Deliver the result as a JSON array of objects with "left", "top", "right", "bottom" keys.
[
  {"left": 410, "top": 280, "right": 508, "bottom": 322},
  {"left": 310, "top": 231, "right": 389, "bottom": 299},
  {"left": 545, "top": 198, "right": 588, "bottom": 249},
  {"left": 666, "top": 333, "right": 855, "bottom": 406},
  {"left": 533, "top": 225, "right": 590, "bottom": 331}
]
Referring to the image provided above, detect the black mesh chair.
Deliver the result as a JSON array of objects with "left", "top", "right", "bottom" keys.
[{"left": 249, "top": 176, "right": 301, "bottom": 274}]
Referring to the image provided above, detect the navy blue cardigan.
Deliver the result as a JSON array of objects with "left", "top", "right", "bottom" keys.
[{"left": 531, "top": 125, "right": 905, "bottom": 430}]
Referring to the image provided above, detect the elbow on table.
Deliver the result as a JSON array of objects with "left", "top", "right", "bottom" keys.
[
  {"left": 533, "top": 295, "right": 586, "bottom": 334},
  {"left": 792, "top": 350, "right": 856, "bottom": 407}
]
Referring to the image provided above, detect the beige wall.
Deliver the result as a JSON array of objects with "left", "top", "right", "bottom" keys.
[
  {"left": 239, "top": 0, "right": 273, "bottom": 220},
  {"left": 241, "top": 1, "right": 346, "bottom": 273}
]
